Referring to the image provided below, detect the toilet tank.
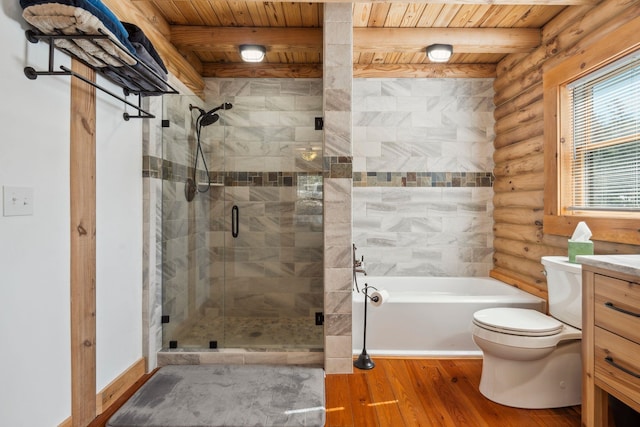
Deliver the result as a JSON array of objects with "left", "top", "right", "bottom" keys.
[{"left": 541, "top": 256, "right": 583, "bottom": 329}]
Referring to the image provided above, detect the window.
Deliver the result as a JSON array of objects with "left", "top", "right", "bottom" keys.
[
  {"left": 543, "top": 18, "right": 640, "bottom": 245},
  {"left": 567, "top": 53, "right": 640, "bottom": 212}
]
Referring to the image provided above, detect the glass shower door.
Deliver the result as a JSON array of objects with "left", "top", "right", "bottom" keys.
[{"left": 222, "top": 174, "right": 324, "bottom": 349}]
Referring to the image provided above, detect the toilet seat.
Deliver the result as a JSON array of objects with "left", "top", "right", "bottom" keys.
[
  {"left": 473, "top": 308, "right": 563, "bottom": 337},
  {"left": 472, "top": 307, "right": 582, "bottom": 350}
]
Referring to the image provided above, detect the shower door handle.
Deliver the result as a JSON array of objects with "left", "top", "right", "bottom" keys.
[{"left": 232, "top": 205, "right": 239, "bottom": 238}]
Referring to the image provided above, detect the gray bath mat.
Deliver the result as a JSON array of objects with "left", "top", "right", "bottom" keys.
[{"left": 107, "top": 364, "right": 326, "bottom": 427}]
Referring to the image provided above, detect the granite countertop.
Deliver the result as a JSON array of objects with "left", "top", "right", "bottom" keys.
[{"left": 577, "top": 254, "right": 640, "bottom": 278}]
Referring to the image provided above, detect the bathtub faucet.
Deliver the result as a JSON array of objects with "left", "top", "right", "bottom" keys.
[{"left": 353, "top": 243, "right": 366, "bottom": 276}]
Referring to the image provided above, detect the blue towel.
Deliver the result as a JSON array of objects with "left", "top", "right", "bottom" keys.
[
  {"left": 102, "top": 22, "right": 168, "bottom": 94},
  {"left": 122, "top": 22, "right": 166, "bottom": 74}
]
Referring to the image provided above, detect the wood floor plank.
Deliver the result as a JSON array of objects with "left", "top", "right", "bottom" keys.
[
  {"left": 361, "top": 361, "right": 405, "bottom": 426},
  {"left": 347, "top": 370, "right": 380, "bottom": 426},
  {"left": 437, "top": 359, "right": 508, "bottom": 427},
  {"left": 377, "top": 358, "right": 442, "bottom": 426},
  {"left": 325, "top": 374, "right": 354, "bottom": 427},
  {"left": 404, "top": 360, "right": 458, "bottom": 426},
  {"left": 410, "top": 359, "right": 489, "bottom": 427},
  {"left": 442, "top": 359, "right": 547, "bottom": 427}
]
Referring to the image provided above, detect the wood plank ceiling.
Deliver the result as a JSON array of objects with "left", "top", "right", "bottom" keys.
[{"left": 117, "top": 0, "right": 598, "bottom": 94}]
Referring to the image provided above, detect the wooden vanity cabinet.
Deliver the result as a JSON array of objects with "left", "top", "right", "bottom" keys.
[{"left": 582, "top": 263, "right": 640, "bottom": 427}]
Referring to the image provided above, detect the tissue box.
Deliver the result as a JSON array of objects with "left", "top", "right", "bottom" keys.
[{"left": 568, "top": 240, "right": 594, "bottom": 263}]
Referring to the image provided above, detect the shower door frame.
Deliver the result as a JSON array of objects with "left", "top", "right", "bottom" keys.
[{"left": 160, "top": 81, "right": 324, "bottom": 352}]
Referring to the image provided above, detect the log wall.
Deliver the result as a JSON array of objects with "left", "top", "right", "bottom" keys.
[{"left": 491, "top": 0, "right": 640, "bottom": 296}]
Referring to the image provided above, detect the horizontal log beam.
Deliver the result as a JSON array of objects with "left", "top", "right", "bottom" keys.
[
  {"left": 494, "top": 207, "right": 544, "bottom": 226},
  {"left": 490, "top": 268, "right": 547, "bottom": 300},
  {"left": 173, "top": 26, "right": 539, "bottom": 56},
  {"left": 493, "top": 135, "right": 543, "bottom": 164},
  {"left": 353, "top": 63, "right": 496, "bottom": 78},
  {"left": 494, "top": 222, "right": 543, "bottom": 244},
  {"left": 493, "top": 171, "right": 544, "bottom": 192},
  {"left": 171, "top": 26, "right": 323, "bottom": 54},
  {"left": 203, "top": 63, "right": 322, "bottom": 78},
  {"left": 354, "top": 28, "right": 540, "bottom": 54},
  {"left": 151, "top": 0, "right": 598, "bottom": 5},
  {"left": 200, "top": 63, "right": 495, "bottom": 79},
  {"left": 493, "top": 252, "right": 547, "bottom": 285}
]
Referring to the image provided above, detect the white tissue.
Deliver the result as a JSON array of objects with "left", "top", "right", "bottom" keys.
[
  {"left": 570, "top": 221, "right": 592, "bottom": 242},
  {"left": 370, "top": 289, "right": 389, "bottom": 307}
]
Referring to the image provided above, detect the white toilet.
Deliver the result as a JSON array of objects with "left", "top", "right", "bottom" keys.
[{"left": 471, "top": 256, "right": 583, "bottom": 409}]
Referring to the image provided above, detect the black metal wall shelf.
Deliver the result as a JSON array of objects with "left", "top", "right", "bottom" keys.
[{"left": 23, "top": 29, "right": 179, "bottom": 120}]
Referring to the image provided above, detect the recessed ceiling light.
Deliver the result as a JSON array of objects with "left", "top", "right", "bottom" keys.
[
  {"left": 239, "top": 44, "right": 266, "bottom": 62},
  {"left": 426, "top": 44, "right": 453, "bottom": 63}
]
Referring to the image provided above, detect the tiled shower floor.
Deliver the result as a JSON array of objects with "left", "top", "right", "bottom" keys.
[{"left": 170, "top": 311, "right": 324, "bottom": 350}]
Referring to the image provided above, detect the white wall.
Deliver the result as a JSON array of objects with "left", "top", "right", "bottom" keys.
[
  {"left": 95, "top": 78, "right": 143, "bottom": 390},
  {"left": 0, "top": 3, "right": 142, "bottom": 425}
]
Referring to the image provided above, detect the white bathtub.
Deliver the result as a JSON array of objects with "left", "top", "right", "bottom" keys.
[{"left": 352, "top": 276, "right": 546, "bottom": 357}]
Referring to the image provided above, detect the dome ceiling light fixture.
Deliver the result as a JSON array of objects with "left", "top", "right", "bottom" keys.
[
  {"left": 239, "top": 44, "right": 266, "bottom": 62},
  {"left": 426, "top": 44, "right": 453, "bottom": 63}
]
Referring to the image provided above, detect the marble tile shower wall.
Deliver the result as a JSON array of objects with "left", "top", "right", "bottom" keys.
[
  {"left": 352, "top": 78, "right": 495, "bottom": 277},
  {"left": 203, "top": 78, "right": 324, "bottom": 173}
]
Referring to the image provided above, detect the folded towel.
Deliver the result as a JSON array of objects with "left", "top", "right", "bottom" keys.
[
  {"left": 102, "top": 22, "right": 167, "bottom": 94},
  {"left": 102, "top": 44, "right": 168, "bottom": 93},
  {"left": 21, "top": 0, "right": 171, "bottom": 95},
  {"left": 21, "top": 0, "right": 136, "bottom": 67},
  {"left": 122, "top": 22, "right": 166, "bottom": 74}
]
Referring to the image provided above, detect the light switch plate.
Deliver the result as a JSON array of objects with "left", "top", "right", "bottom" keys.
[{"left": 3, "top": 186, "right": 34, "bottom": 216}]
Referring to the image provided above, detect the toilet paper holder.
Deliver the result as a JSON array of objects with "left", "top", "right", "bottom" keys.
[{"left": 354, "top": 284, "right": 379, "bottom": 370}]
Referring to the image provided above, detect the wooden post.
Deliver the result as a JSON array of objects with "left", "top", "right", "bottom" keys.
[{"left": 70, "top": 58, "right": 97, "bottom": 427}]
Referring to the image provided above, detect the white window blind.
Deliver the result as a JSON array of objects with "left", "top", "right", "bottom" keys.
[{"left": 568, "top": 52, "right": 640, "bottom": 211}]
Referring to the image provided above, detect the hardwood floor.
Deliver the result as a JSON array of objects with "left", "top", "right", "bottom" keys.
[{"left": 325, "top": 358, "right": 581, "bottom": 427}]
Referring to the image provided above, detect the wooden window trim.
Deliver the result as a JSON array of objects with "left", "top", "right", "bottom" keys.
[{"left": 542, "top": 15, "right": 640, "bottom": 246}]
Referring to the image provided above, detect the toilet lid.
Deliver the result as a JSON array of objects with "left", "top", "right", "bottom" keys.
[{"left": 473, "top": 308, "right": 564, "bottom": 337}]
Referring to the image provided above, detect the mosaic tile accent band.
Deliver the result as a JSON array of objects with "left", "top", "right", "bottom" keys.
[
  {"left": 323, "top": 156, "right": 352, "bottom": 179},
  {"left": 353, "top": 171, "right": 494, "bottom": 187},
  {"left": 143, "top": 155, "right": 322, "bottom": 186}
]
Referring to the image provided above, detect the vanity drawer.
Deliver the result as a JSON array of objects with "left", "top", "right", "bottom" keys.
[
  {"left": 594, "top": 327, "right": 640, "bottom": 409},
  {"left": 594, "top": 274, "right": 640, "bottom": 345}
]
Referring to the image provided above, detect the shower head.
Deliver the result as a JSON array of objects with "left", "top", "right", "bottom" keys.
[
  {"left": 199, "top": 112, "right": 219, "bottom": 127},
  {"left": 191, "top": 102, "right": 231, "bottom": 127}
]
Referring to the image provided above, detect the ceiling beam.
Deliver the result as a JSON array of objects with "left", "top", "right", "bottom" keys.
[
  {"left": 171, "top": 26, "right": 322, "bottom": 54},
  {"left": 201, "top": 62, "right": 496, "bottom": 79},
  {"left": 152, "top": 0, "right": 597, "bottom": 5},
  {"left": 354, "top": 28, "right": 541, "bottom": 54},
  {"left": 203, "top": 63, "right": 322, "bottom": 78},
  {"left": 354, "top": 63, "right": 497, "bottom": 78},
  {"left": 173, "top": 26, "right": 539, "bottom": 55}
]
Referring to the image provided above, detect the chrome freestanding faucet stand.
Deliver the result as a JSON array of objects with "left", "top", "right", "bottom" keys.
[{"left": 354, "top": 284, "right": 378, "bottom": 370}]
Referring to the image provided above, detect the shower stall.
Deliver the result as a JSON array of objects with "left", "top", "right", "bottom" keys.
[{"left": 160, "top": 79, "right": 324, "bottom": 352}]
